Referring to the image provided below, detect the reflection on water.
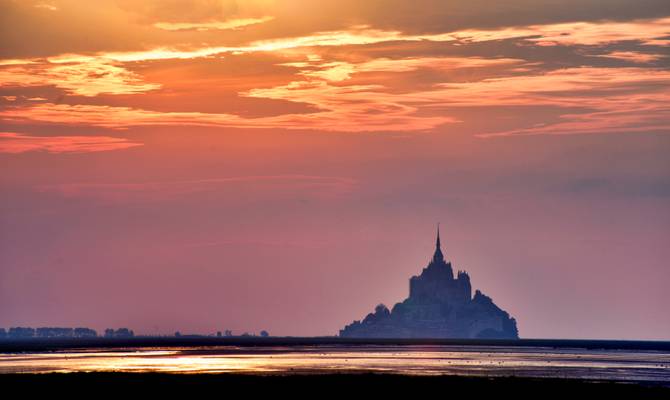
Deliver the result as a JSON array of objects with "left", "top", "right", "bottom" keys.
[{"left": 1, "top": 345, "right": 669, "bottom": 382}]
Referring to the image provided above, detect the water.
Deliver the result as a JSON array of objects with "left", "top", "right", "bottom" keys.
[{"left": 1, "top": 345, "right": 669, "bottom": 382}]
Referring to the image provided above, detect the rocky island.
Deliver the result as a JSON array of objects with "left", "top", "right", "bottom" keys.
[{"left": 340, "top": 228, "right": 519, "bottom": 339}]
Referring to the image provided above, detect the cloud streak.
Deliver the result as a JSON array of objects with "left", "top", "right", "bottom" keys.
[
  {"left": 0, "top": 132, "right": 142, "bottom": 153},
  {"left": 153, "top": 16, "right": 274, "bottom": 31}
]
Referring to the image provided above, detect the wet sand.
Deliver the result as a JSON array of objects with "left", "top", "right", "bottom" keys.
[{"left": 2, "top": 338, "right": 668, "bottom": 396}]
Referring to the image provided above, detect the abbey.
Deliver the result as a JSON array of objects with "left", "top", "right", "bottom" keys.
[{"left": 340, "top": 228, "right": 519, "bottom": 339}]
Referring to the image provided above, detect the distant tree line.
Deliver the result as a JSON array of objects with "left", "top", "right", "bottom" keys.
[
  {"left": 104, "top": 328, "right": 134, "bottom": 338},
  {"left": 0, "top": 327, "right": 270, "bottom": 339},
  {"left": 0, "top": 327, "right": 134, "bottom": 339}
]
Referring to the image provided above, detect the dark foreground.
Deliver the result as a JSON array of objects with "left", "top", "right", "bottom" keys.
[
  {"left": 2, "top": 336, "right": 670, "bottom": 352},
  {"left": 3, "top": 373, "right": 669, "bottom": 398}
]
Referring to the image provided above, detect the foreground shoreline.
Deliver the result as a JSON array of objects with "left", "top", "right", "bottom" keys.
[
  {"left": 2, "top": 337, "right": 669, "bottom": 352},
  {"left": 2, "top": 373, "right": 669, "bottom": 397}
]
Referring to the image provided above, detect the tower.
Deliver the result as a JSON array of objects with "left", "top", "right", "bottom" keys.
[{"left": 433, "top": 223, "right": 444, "bottom": 263}]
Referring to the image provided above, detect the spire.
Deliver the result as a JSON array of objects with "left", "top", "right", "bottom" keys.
[{"left": 432, "top": 223, "right": 444, "bottom": 263}]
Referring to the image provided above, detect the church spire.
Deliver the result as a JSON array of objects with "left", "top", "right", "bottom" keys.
[{"left": 433, "top": 223, "right": 444, "bottom": 263}]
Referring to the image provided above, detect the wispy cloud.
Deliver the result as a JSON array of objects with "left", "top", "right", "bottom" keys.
[
  {"left": 0, "top": 56, "right": 160, "bottom": 96},
  {"left": 454, "top": 17, "right": 670, "bottom": 46},
  {"left": 0, "top": 132, "right": 142, "bottom": 153},
  {"left": 594, "top": 51, "right": 665, "bottom": 64},
  {"left": 0, "top": 100, "right": 455, "bottom": 133},
  {"left": 153, "top": 16, "right": 274, "bottom": 31},
  {"left": 33, "top": 2, "right": 58, "bottom": 11}
]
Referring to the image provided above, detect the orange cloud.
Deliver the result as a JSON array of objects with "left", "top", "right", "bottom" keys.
[
  {"left": 2, "top": 63, "right": 668, "bottom": 137},
  {"left": 425, "top": 67, "right": 670, "bottom": 106},
  {"left": 6, "top": 55, "right": 515, "bottom": 133},
  {"left": 96, "top": 26, "right": 458, "bottom": 62},
  {"left": 595, "top": 51, "right": 665, "bottom": 64},
  {"left": 33, "top": 2, "right": 58, "bottom": 11},
  {"left": 153, "top": 16, "right": 274, "bottom": 31},
  {"left": 526, "top": 18, "right": 670, "bottom": 46},
  {"left": 285, "top": 56, "right": 521, "bottom": 82},
  {"left": 0, "top": 59, "right": 39, "bottom": 66},
  {"left": 0, "top": 132, "right": 142, "bottom": 153},
  {"left": 27, "top": 17, "right": 666, "bottom": 64},
  {"left": 420, "top": 67, "right": 670, "bottom": 137},
  {"left": 0, "top": 100, "right": 454, "bottom": 133},
  {"left": 1, "top": 17, "right": 667, "bottom": 100},
  {"left": 1, "top": 16, "right": 668, "bottom": 137},
  {"left": 0, "top": 57, "right": 160, "bottom": 96},
  {"left": 451, "top": 17, "right": 670, "bottom": 46}
]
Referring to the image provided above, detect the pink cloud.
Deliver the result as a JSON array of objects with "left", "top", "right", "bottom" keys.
[{"left": 0, "top": 132, "right": 142, "bottom": 153}]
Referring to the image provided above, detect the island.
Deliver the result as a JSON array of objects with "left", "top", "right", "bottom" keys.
[{"left": 340, "top": 228, "right": 519, "bottom": 339}]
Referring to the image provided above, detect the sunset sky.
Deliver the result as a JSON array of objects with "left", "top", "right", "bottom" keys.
[{"left": 1, "top": 0, "right": 669, "bottom": 339}]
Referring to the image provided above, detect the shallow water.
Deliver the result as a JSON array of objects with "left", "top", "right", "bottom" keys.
[{"left": 1, "top": 345, "right": 669, "bottom": 382}]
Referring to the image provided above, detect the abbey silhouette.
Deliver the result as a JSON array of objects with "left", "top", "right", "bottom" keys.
[{"left": 340, "top": 226, "right": 519, "bottom": 339}]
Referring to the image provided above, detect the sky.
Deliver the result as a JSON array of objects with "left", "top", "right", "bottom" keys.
[{"left": 1, "top": 0, "right": 669, "bottom": 339}]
